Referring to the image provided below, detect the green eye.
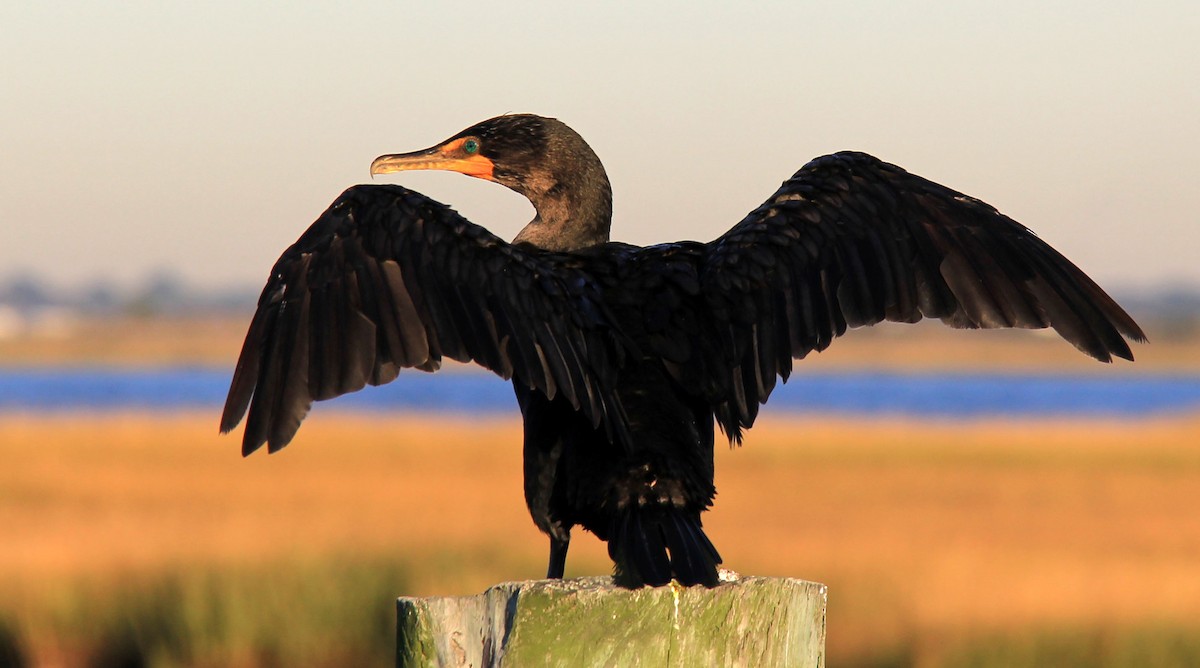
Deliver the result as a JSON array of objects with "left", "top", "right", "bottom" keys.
[{"left": 463, "top": 139, "right": 479, "bottom": 154}]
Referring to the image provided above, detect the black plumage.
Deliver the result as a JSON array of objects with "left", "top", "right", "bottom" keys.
[{"left": 221, "top": 114, "right": 1144, "bottom": 587}]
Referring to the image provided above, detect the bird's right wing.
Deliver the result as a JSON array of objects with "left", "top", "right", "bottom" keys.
[
  {"left": 697, "top": 151, "right": 1146, "bottom": 435},
  {"left": 221, "top": 184, "right": 629, "bottom": 456}
]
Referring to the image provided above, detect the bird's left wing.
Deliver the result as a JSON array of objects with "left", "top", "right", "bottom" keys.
[
  {"left": 221, "top": 185, "right": 628, "bottom": 455},
  {"left": 693, "top": 151, "right": 1145, "bottom": 436}
]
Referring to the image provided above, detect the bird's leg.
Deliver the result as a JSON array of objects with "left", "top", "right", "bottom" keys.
[{"left": 546, "top": 535, "right": 570, "bottom": 579}]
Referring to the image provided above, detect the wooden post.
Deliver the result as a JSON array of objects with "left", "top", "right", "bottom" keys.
[{"left": 397, "top": 575, "right": 826, "bottom": 667}]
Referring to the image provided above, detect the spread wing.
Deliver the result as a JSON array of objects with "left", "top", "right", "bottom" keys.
[
  {"left": 220, "top": 185, "right": 628, "bottom": 455},
  {"left": 223, "top": 154, "right": 1146, "bottom": 453},
  {"left": 694, "top": 151, "right": 1146, "bottom": 435}
]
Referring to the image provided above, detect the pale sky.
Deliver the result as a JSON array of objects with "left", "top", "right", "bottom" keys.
[{"left": 2, "top": 1, "right": 1197, "bottom": 293}]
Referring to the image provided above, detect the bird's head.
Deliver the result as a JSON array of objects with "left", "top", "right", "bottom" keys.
[
  {"left": 371, "top": 113, "right": 612, "bottom": 250},
  {"left": 371, "top": 114, "right": 597, "bottom": 199}
]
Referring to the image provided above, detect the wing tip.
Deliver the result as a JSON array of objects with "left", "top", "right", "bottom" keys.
[
  {"left": 218, "top": 408, "right": 244, "bottom": 436},
  {"left": 241, "top": 434, "right": 270, "bottom": 458}
]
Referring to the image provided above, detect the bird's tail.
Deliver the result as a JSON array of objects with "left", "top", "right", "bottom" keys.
[{"left": 609, "top": 506, "right": 722, "bottom": 587}]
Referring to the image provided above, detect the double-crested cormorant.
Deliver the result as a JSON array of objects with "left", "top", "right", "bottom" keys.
[{"left": 221, "top": 114, "right": 1144, "bottom": 587}]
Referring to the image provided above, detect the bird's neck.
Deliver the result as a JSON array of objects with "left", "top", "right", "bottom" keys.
[
  {"left": 511, "top": 124, "right": 613, "bottom": 253},
  {"left": 515, "top": 180, "right": 612, "bottom": 252}
]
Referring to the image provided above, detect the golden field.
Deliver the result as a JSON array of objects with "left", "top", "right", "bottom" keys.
[
  {"left": 3, "top": 413, "right": 1200, "bottom": 666},
  {"left": 1, "top": 315, "right": 1199, "bottom": 666}
]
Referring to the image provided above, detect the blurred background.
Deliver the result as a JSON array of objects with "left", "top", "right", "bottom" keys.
[{"left": 2, "top": 2, "right": 1198, "bottom": 666}]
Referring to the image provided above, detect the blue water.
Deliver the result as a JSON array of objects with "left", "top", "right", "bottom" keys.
[{"left": 2, "top": 367, "right": 1199, "bottom": 418}]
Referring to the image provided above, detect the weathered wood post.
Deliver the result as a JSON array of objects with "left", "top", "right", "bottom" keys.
[{"left": 397, "top": 575, "right": 826, "bottom": 667}]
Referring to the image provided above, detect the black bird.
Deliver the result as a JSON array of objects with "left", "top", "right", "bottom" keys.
[{"left": 221, "top": 114, "right": 1144, "bottom": 587}]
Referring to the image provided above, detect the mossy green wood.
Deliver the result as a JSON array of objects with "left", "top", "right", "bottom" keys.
[{"left": 396, "top": 575, "right": 826, "bottom": 667}]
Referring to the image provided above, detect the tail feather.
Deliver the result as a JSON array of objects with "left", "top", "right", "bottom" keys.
[
  {"left": 668, "top": 512, "right": 722, "bottom": 583},
  {"left": 610, "top": 507, "right": 722, "bottom": 587}
]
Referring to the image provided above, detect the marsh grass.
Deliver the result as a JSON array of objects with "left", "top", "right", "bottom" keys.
[
  {"left": 16, "top": 563, "right": 1200, "bottom": 667},
  {"left": 928, "top": 624, "right": 1200, "bottom": 668},
  {"left": 0, "top": 616, "right": 29, "bottom": 668},
  {"left": 27, "top": 556, "right": 407, "bottom": 667},
  {"left": 5, "top": 412, "right": 1200, "bottom": 666}
]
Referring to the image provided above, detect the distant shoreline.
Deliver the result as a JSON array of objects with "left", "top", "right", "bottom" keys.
[{"left": 2, "top": 313, "right": 1196, "bottom": 372}]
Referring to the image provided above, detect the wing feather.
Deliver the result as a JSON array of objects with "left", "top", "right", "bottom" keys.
[
  {"left": 221, "top": 185, "right": 628, "bottom": 455},
  {"left": 698, "top": 151, "right": 1145, "bottom": 435}
]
